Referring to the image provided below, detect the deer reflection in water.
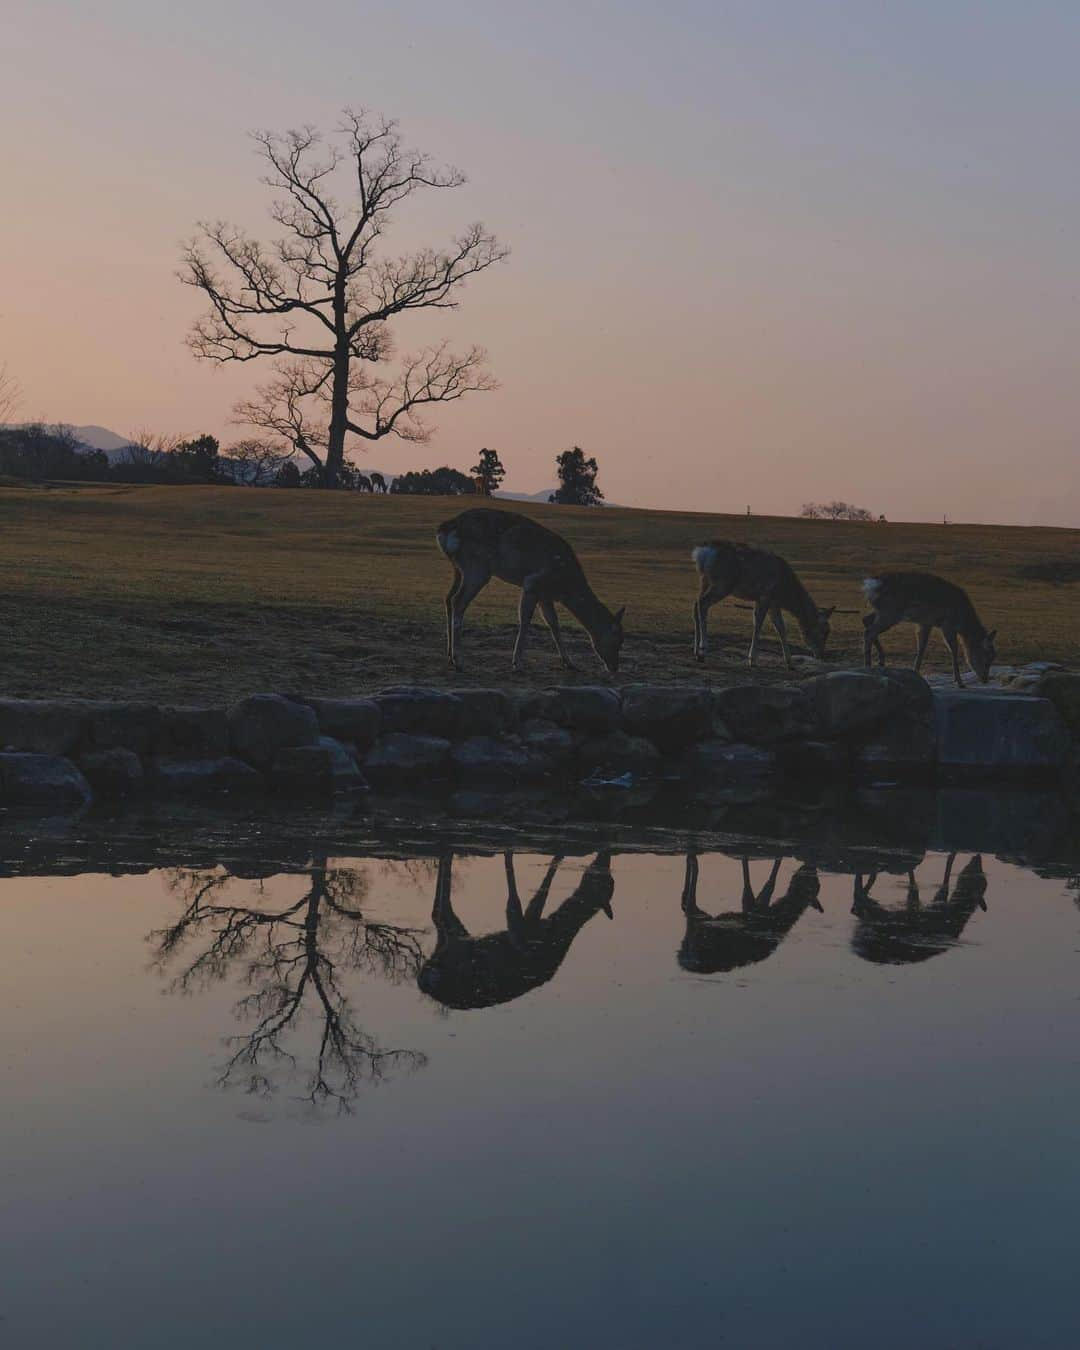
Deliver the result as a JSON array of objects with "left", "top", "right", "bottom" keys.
[
  {"left": 151, "top": 856, "right": 428, "bottom": 1112},
  {"left": 679, "top": 852, "right": 822, "bottom": 973},
  {"left": 851, "top": 853, "right": 988, "bottom": 964},
  {"left": 419, "top": 851, "right": 614, "bottom": 1010}
]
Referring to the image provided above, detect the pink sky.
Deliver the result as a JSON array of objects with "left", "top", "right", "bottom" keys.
[{"left": 5, "top": 0, "right": 1080, "bottom": 524}]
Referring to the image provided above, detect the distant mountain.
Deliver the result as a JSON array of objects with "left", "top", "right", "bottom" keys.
[
  {"left": 495, "top": 487, "right": 557, "bottom": 503},
  {"left": 69, "top": 425, "right": 134, "bottom": 453}
]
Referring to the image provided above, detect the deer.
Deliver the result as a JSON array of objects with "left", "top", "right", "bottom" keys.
[
  {"left": 418, "top": 851, "right": 615, "bottom": 1010},
  {"left": 850, "top": 853, "right": 987, "bottom": 965},
  {"left": 369, "top": 471, "right": 387, "bottom": 493},
  {"left": 436, "top": 507, "right": 625, "bottom": 673},
  {"left": 861, "top": 573, "right": 997, "bottom": 687},
  {"left": 691, "top": 541, "right": 835, "bottom": 668},
  {"left": 678, "top": 852, "right": 822, "bottom": 974}
]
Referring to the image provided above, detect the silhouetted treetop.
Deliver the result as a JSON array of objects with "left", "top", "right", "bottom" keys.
[
  {"left": 550, "top": 446, "right": 603, "bottom": 507},
  {"left": 180, "top": 110, "right": 508, "bottom": 487}
]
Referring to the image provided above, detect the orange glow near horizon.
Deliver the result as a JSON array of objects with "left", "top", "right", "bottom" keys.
[{"left": 4, "top": 1, "right": 1080, "bottom": 525}]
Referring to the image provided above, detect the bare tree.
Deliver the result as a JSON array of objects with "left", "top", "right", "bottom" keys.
[
  {"left": 221, "top": 437, "right": 292, "bottom": 486},
  {"left": 181, "top": 110, "right": 507, "bottom": 486},
  {"left": 151, "top": 859, "right": 427, "bottom": 1112},
  {"left": 0, "top": 363, "right": 21, "bottom": 425}
]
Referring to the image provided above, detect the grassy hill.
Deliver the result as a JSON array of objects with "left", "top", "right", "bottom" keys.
[{"left": 0, "top": 482, "right": 1075, "bottom": 701}]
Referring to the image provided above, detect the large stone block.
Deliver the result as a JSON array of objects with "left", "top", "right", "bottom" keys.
[
  {"left": 454, "top": 688, "right": 519, "bottom": 737},
  {"left": 156, "top": 705, "right": 230, "bottom": 758},
  {"left": 373, "top": 687, "right": 464, "bottom": 739},
  {"left": 1036, "top": 673, "right": 1080, "bottom": 737},
  {"left": 450, "top": 735, "right": 538, "bottom": 782},
  {"left": 0, "top": 752, "right": 91, "bottom": 807},
  {"left": 810, "top": 669, "right": 932, "bottom": 739},
  {"left": 227, "top": 694, "right": 319, "bottom": 770},
  {"left": 79, "top": 748, "right": 145, "bottom": 796},
  {"left": 363, "top": 733, "right": 452, "bottom": 785},
  {"left": 84, "top": 702, "right": 163, "bottom": 754},
  {"left": 149, "top": 756, "right": 264, "bottom": 793},
  {"left": 712, "top": 684, "right": 815, "bottom": 745},
  {"left": 0, "top": 699, "right": 89, "bottom": 755},
  {"left": 577, "top": 729, "right": 662, "bottom": 776},
  {"left": 545, "top": 686, "right": 621, "bottom": 733},
  {"left": 305, "top": 698, "right": 382, "bottom": 749},
  {"left": 272, "top": 736, "right": 368, "bottom": 794},
  {"left": 518, "top": 719, "right": 579, "bottom": 771},
  {"left": 934, "top": 690, "right": 1067, "bottom": 775},
  {"left": 679, "top": 740, "right": 777, "bottom": 779},
  {"left": 620, "top": 685, "right": 713, "bottom": 751},
  {"left": 853, "top": 711, "right": 937, "bottom": 777}
]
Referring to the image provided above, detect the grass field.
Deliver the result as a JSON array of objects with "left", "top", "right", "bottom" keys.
[{"left": 0, "top": 482, "right": 1077, "bottom": 702}]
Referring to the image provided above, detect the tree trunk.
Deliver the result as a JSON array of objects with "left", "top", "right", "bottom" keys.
[{"left": 325, "top": 347, "right": 350, "bottom": 488}]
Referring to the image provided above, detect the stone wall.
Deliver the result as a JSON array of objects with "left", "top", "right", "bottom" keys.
[{"left": 0, "top": 669, "right": 1076, "bottom": 813}]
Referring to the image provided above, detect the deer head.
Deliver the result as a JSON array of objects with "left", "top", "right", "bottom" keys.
[
  {"left": 593, "top": 606, "right": 625, "bottom": 674},
  {"left": 969, "top": 628, "right": 997, "bottom": 683},
  {"left": 805, "top": 605, "right": 836, "bottom": 660}
]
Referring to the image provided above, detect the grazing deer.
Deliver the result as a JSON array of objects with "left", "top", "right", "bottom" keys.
[
  {"left": 678, "top": 852, "right": 822, "bottom": 973},
  {"left": 691, "top": 541, "right": 835, "bottom": 668},
  {"left": 355, "top": 472, "right": 372, "bottom": 492},
  {"left": 436, "top": 507, "right": 625, "bottom": 673},
  {"left": 418, "top": 851, "right": 614, "bottom": 1010},
  {"left": 850, "top": 853, "right": 987, "bottom": 965},
  {"left": 862, "top": 573, "right": 997, "bottom": 687}
]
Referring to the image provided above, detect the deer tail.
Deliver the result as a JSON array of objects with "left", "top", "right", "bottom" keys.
[{"left": 861, "top": 576, "right": 882, "bottom": 606}]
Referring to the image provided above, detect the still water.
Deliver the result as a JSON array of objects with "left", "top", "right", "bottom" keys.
[{"left": 2, "top": 796, "right": 1080, "bottom": 1349}]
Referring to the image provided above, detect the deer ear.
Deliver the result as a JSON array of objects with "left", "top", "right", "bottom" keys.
[
  {"left": 820, "top": 606, "right": 836, "bottom": 620},
  {"left": 614, "top": 606, "right": 626, "bottom": 625},
  {"left": 987, "top": 629, "right": 997, "bottom": 641}
]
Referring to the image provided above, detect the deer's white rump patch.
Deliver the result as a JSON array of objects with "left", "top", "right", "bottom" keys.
[
  {"left": 862, "top": 577, "right": 882, "bottom": 605},
  {"left": 692, "top": 545, "right": 717, "bottom": 572},
  {"left": 437, "top": 528, "right": 460, "bottom": 558}
]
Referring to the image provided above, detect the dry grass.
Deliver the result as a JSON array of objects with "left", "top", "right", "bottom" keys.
[{"left": 0, "top": 482, "right": 1077, "bottom": 701}]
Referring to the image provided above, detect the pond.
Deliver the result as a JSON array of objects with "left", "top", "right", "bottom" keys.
[{"left": 2, "top": 788, "right": 1080, "bottom": 1349}]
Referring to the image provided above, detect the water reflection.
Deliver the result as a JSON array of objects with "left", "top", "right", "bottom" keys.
[
  {"left": 151, "top": 855, "right": 427, "bottom": 1111},
  {"left": 850, "top": 853, "right": 988, "bottom": 965},
  {"left": 419, "top": 851, "right": 615, "bottom": 1010},
  {"left": 679, "top": 852, "right": 822, "bottom": 973},
  {"left": 119, "top": 803, "right": 1070, "bottom": 1114}
]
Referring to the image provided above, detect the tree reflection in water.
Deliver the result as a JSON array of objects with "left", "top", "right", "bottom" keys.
[{"left": 151, "top": 855, "right": 428, "bottom": 1112}]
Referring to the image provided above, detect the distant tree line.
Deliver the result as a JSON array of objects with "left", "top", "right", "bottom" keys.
[
  {"left": 0, "top": 417, "right": 615, "bottom": 510},
  {"left": 800, "top": 500, "right": 877, "bottom": 522}
]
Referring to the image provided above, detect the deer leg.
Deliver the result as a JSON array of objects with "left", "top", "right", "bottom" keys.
[
  {"left": 539, "top": 599, "right": 577, "bottom": 670},
  {"left": 432, "top": 854, "right": 468, "bottom": 939},
  {"left": 747, "top": 601, "right": 769, "bottom": 667},
  {"left": 913, "top": 623, "right": 932, "bottom": 673},
  {"left": 504, "top": 852, "right": 527, "bottom": 943},
  {"left": 448, "top": 565, "right": 491, "bottom": 671},
  {"left": 512, "top": 582, "right": 543, "bottom": 672},
  {"left": 694, "top": 584, "right": 727, "bottom": 662},
  {"left": 756, "top": 856, "right": 785, "bottom": 910},
  {"left": 941, "top": 622, "right": 963, "bottom": 687},
  {"left": 445, "top": 570, "right": 464, "bottom": 666},
  {"left": 525, "top": 854, "right": 564, "bottom": 921},
  {"left": 740, "top": 857, "right": 755, "bottom": 912},
  {"left": 681, "top": 851, "right": 703, "bottom": 916},
  {"left": 770, "top": 609, "right": 793, "bottom": 670},
  {"left": 863, "top": 614, "right": 894, "bottom": 668}
]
